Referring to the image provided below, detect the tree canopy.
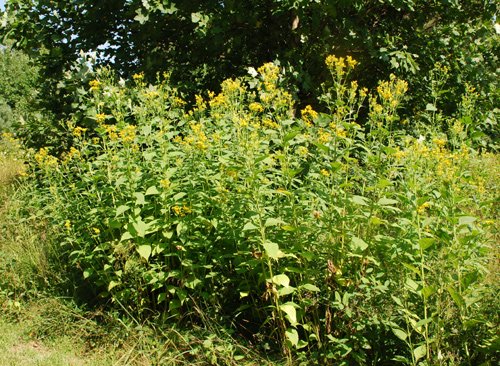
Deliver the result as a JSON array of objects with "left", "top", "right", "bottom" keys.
[{"left": 1, "top": 1, "right": 498, "bottom": 116}]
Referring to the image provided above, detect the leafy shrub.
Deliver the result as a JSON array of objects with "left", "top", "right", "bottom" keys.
[{"left": 19, "top": 57, "right": 498, "bottom": 364}]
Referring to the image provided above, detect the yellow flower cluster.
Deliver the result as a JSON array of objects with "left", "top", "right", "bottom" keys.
[
  {"left": 172, "top": 205, "right": 192, "bottom": 217},
  {"left": 258, "top": 63, "right": 280, "bottom": 86},
  {"left": 301, "top": 105, "right": 318, "bottom": 126},
  {"left": 209, "top": 93, "right": 227, "bottom": 108},
  {"left": 249, "top": 102, "right": 264, "bottom": 113},
  {"left": 325, "top": 55, "right": 358, "bottom": 76},
  {"left": 221, "top": 78, "right": 246, "bottom": 96},
  {"left": 376, "top": 75, "right": 408, "bottom": 105},
  {"left": 320, "top": 169, "right": 330, "bottom": 177},
  {"left": 417, "top": 202, "right": 431, "bottom": 215},
  {"left": 95, "top": 113, "right": 106, "bottom": 123},
  {"left": 35, "top": 147, "right": 58, "bottom": 168},
  {"left": 73, "top": 126, "right": 87, "bottom": 138},
  {"left": 182, "top": 122, "right": 208, "bottom": 150},
  {"left": 119, "top": 124, "right": 137, "bottom": 143},
  {"left": 160, "top": 178, "right": 171, "bottom": 189},
  {"left": 297, "top": 146, "right": 309, "bottom": 156},
  {"left": 262, "top": 118, "right": 280, "bottom": 129},
  {"left": 133, "top": 72, "right": 144, "bottom": 81},
  {"left": 318, "top": 129, "right": 332, "bottom": 144},
  {"left": 103, "top": 124, "right": 118, "bottom": 140},
  {"left": 173, "top": 97, "right": 186, "bottom": 107},
  {"left": 89, "top": 79, "right": 101, "bottom": 91},
  {"left": 63, "top": 147, "right": 81, "bottom": 163},
  {"left": 329, "top": 123, "right": 347, "bottom": 138}
]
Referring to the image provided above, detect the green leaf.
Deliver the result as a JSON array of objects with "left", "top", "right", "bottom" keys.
[
  {"left": 108, "top": 280, "right": 121, "bottom": 291},
  {"left": 418, "top": 238, "right": 435, "bottom": 250},
  {"left": 301, "top": 283, "right": 320, "bottom": 292},
  {"left": 242, "top": 222, "right": 258, "bottom": 231},
  {"left": 392, "top": 328, "right": 408, "bottom": 341},
  {"left": 351, "top": 236, "right": 368, "bottom": 252},
  {"left": 426, "top": 103, "right": 437, "bottom": 111},
  {"left": 285, "top": 328, "right": 299, "bottom": 347},
  {"left": 173, "top": 192, "right": 186, "bottom": 201},
  {"left": 447, "top": 286, "right": 465, "bottom": 309},
  {"left": 280, "top": 303, "right": 297, "bottom": 325},
  {"left": 265, "top": 217, "right": 283, "bottom": 227},
  {"left": 137, "top": 245, "right": 152, "bottom": 261},
  {"left": 458, "top": 216, "right": 476, "bottom": 226},
  {"left": 413, "top": 344, "right": 427, "bottom": 361},
  {"left": 262, "top": 241, "right": 284, "bottom": 260},
  {"left": 272, "top": 274, "right": 290, "bottom": 287},
  {"left": 421, "top": 285, "right": 436, "bottom": 299},
  {"left": 133, "top": 219, "right": 148, "bottom": 238},
  {"left": 134, "top": 192, "right": 146, "bottom": 205},
  {"left": 145, "top": 185, "right": 160, "bottom": 195},
  {"left": 115, "top": 205, "right": 130, "bottom": 216},
  {"left": 351, "top": 195, "right": 369, "bottom": 205},
  {"left": 377, "top": 197, "right": 398, "bottom": 206},
  {"left": 282, "top": 130, "right": 300, "bottom": 145},
  {"left": 278, "top": 287, "right": 296, "bottom": 296}
]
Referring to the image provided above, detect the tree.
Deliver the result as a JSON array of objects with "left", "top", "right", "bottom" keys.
[{"left": 1, "top": 0, "right": 497, "bottom": 122}]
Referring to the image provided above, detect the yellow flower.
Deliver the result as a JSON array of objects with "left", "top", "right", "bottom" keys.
[
  {"left": 301, "top": 105, "right": 318, "bottom": 126},
  {"left": 133, "top": 72, "right": 144, "bottom": 81},
  {"left": 297, "top": 146, "right": 309, "bottom": 156},
  {"left": 73, "top": 126, "right": 87, "bottom": 138},
  {"left": 417, "top": 202, "right": 431, "bottom": 215},
  {"left": 64, "top": 220, "right": 71, "bottom": 230},
  {"left": 320, "top": 169, "right": 330, "bottom": 177},
  {"left": 92, "top": 227, "right": 100, "bottom": 235},
  {"left": 160, "top": 178, "right": 171, "bottom": 189},
  {"left": 95, "top": 113, "right": 106, "bottom": 124},
  {"left": 119, "top": 124, "right": 137, "bottom": 143},
  {"left": 89, "top": 79, "right": 101, "bottom": 91},
  {"left": 249, "top": 102, "right": 264, "bottom": 113}
]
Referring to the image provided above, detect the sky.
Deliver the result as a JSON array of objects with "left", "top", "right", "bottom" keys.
[{"left": 0, "top": 0, "right": 5, "bottom": 11}]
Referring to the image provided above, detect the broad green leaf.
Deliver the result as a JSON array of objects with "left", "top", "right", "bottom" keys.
[
  {"left": 447, "top": 286, "right": 465, "bottom": 309},
  {"left": 285, "top": 328, "right": 299, "bottom": 347},
  {"left": 265, "top": 218, "right": 283, "bottom": 227},
  {"left": 351, "top": 236, "right": 368, "bottom": 252},
  {"left": 418, "top": 238, "right": 435, "bottom": 250},
  {"left": 108, "top": 280, "right": 121, "bottom": 291},
  {"left": 405, "top": 278, "right": 420, "bottom": 292},
  {"left": 134, "top": 192, "right": 146, "bottom": 205},
  {"left": 392, "top": 328, "right": 408, "bottom": 341},
  {"left": 172, "top": 192, "right": 186, "bottom": 201},
  {"left": 280, "top": 303, "right": 297, "bottom": 325},
  {"left": 242, "top": 222, "right": 258, "bottom": 231},
  {"left": 145, "top": 185, "right": 160, "bottom": 195},
  {"left": 137, "top": 244, "right": 152, "bottom": 261},
  {"left": 278, "top": 287, "right": 296, "bottom": 296},
  {"left": 421, "top": 285, "right": 436, "bottom": 299},
  {"left": 377, "top": 197, "right": 398, "bottom": 206},
  {"left": 351, "top": 195, "right": 369, "bottom": 205},
  {"left": 133, "top": 219, "right": 148, "bottom": 238},
  {"left": 426, "top": 103, "right": 437, "bottom": 111},
  {"left": 115, "top": 205, "right": 130, "bottom": 216},
  {"left": 272, "top": 274, "right": 290, "bottom": 287},
  {"left": 413, "top": 344, "right": 427, "bottom": 361},
  {"left": 415, "top": 317, "right": 433, "bottom": 329},
  {"left": 121, "top": 231, "right": 133, "bottom": 241},
  {"left": 83, "top": 269, "right": 93, "bottom": 279},
  {"left": 282, "top": 130, "right": 300, "bottom": 145},
  {"left": 458, "top": 216, "right": 476, "bottom": 225},
  {"left": 301, "top": 283, "right": 320, "bottom": 292},
  {"left": 262, "top": 241, "right": 284, "bottom": 260}
]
